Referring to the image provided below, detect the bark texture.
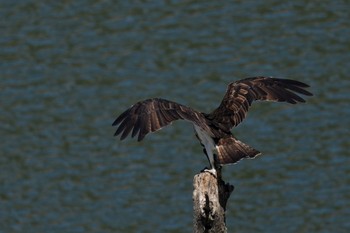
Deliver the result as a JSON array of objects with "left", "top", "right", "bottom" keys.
[{"left": 193, "top": 168, "right": 234, "bottom": 233}]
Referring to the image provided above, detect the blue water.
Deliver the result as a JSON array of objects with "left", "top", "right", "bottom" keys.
[{"left": 1, "top": 1, "right": 349, "bottom": 232}]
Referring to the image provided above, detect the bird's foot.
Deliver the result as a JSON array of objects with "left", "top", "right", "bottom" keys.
[{"left": 202, "top": 167, "right": 217, "bottom": 177}]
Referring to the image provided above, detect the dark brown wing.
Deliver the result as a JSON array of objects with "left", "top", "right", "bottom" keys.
[
  {"left": 113, "top": 98, "right": 211, "bottom": 141},
  {"left": 207, "top": 77, "right": 313, "bottom": 132}
]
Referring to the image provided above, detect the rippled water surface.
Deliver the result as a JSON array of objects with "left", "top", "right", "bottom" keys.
[{"left": 1, "top": 1, "right": 349, "bottom": 232}]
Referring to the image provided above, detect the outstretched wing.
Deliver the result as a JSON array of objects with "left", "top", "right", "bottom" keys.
[
  {"left": 113, "top": 98, "right": 210, "bottom": 141},
  {"left": 207, "top": 77, "right": 313, "bottom": 132}
]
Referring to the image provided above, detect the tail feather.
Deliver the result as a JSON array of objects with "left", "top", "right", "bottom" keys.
[{"left": 215, "top": 136, "right": 261, "bottom": 165}]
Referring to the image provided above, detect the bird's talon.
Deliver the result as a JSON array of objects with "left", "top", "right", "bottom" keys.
[{"left": 203, "top": 168, "right": 217, "bottom": 177}]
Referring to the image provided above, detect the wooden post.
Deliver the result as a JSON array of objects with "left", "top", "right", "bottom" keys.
[{"left": 193, "top": 167, "right": 234, "bottom": 233}]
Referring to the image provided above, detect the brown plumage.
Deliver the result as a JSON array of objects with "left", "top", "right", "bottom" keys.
[
  {"left": 113, "top": 98, "right": 212, "bottom": 141},
  {"left": 113, "top": 77, "right": 313, "bottom": 168}
]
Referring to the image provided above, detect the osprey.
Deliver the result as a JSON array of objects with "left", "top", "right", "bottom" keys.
[{"left": 113, "top": 77, "right": 312, "bottom": 173}]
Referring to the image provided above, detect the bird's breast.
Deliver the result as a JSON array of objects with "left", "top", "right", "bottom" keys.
[{"left": 193, "top": 125, "right": 215, "bottom": 150}]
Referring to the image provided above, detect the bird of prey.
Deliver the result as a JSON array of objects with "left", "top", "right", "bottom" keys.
[{"left": 113, "top": 77, "right": 312, "bottom": 173}]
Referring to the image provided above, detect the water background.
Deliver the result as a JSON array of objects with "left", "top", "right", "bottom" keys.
[{"left": 1, "top": 1, "right": 349, "bottom": 232}]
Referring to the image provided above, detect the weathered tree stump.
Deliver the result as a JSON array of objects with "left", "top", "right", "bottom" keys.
[{"left": 193, "top": 167, "right": 234, "bottom": 233}]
